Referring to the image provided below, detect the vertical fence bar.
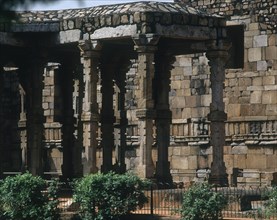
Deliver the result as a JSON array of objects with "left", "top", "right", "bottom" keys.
[{"left": 150, "top": 184, "right": 153, "bottom": 215}]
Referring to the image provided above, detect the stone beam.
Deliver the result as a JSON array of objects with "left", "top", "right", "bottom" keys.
[{"left": 155, "top": 24, "right": 217, "bottom": 40}]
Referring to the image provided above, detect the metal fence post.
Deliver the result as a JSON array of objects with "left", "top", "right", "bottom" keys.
[{"left": 150, "top": 184, "right": 154, "bottom": 215}]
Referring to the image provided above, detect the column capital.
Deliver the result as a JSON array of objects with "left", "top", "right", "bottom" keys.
[
  {"left": 136, "top": 109, "right": 156, "bottom": 119},
  {"left": 133, "top": 34, "right": 160, "bottom": 52},
  {"left": 81, "top": 112, "right": 100, "bottom": 122},
  {"left": 206, "top": 39, "right": 232, "bottom": 60},
  {"left": 79, "top": 40, "right": 102, "bottom": 58},
  {"left": 206, "top": 39, "right": 232, "bottom": 52}
]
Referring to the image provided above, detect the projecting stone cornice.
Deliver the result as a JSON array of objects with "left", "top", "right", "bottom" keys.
[
  {"left": 3, "top": 2, "right": 225, "bottom": 32},
  {"left": 13, "top": 1, "right": 222, "bottom": 23},
  {"left": 0, "top": 1, "right": 228, "bottom": 47}
]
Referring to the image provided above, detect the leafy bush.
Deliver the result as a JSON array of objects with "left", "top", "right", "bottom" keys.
[
  {"left": 181, "top": 182, "right": 227, "bottom": 220},
  {"left": 264, "top": 186, "right": 277, "bottom": 218},
  {"left": 73, "top": 172, "right": 149, "bottom": 220},
  {"left": 0, "top": 173, "right": 59, "bottom": 220}
]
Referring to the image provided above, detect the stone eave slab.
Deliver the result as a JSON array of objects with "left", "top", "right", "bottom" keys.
[{"left": 9, "top": 22, "right": 59, "bottom": 32}]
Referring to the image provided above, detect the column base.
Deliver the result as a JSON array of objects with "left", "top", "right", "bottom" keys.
[
  {"left": 208, "top": 174, "right": 229, "bottom": 187},
  {"left": 137, "top": 164, "right": 155, "bottom": 179},
  {"left": 113, "top": 163, "right": 126, "bottom": 174},
  {"left": 101, "top": 164, "right": 113, "bottom": 174},
  {"left": 155, "top": 161, "right": 172, "bottom": 187}
]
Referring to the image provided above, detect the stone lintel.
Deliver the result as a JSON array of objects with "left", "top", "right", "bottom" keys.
[
  {"left": 59, "top": 29, "right": 81, "bottom": 44},
  {"left": 81, "top": 112, "right": 99, "bottom": 122},
  {"left": 90, "top": 24, "right": 137, "bottom": 40},
  {"left": 156, "top": 24, "right": 217, "bottom": 40},
  {"left": 136, "top": 109, "right": 156, "bottom": 119},
  {"left": 208, "top": 110, "right": 227, "bottom": 122}
]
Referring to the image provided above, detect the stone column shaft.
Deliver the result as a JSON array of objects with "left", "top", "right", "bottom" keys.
[
  {"left": 80, "top": 40, "right": 101, "bottom": 174},
  {"left": 115, "top": 69, "right": 128, "bottom": 173},
  {"left": 101, "top": 64, "right": 115, "bottom": 173},
  {"left": 206, "top": 42, "right": 230, "bottom": 186},
  {"left": 18, "top": 85, "right": 27, "bottom": 172},
  {"left": 0, "top": 68, "right": 3, "bottom": 177},
  {"left": 134, "top": 35, "right": 159, "bottom": 179},
  {"left": 155, "top": 55, "right": 174, "bottom": 184},
  {"left": 27, "top": 59, "right": 45, "bottom": 175},
  {"left": 118, "top": 96, "right": 127, "bottom": 173},
  {"left": 60, "top": 64, "right": 77, "bottom": 179}
]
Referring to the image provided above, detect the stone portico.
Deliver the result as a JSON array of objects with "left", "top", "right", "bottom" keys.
[{"left": 0, "top": 2, "right": 231, "bottom": 185}]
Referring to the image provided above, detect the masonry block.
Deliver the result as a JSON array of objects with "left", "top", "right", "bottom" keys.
[
  {"left": 253, "top": 35, "right": 268, "bottom": 47},
  {"left": 250, "top": 90, "right": 262, "bottom": 103},
  {"left": 266, "top": 46, "right": 277, "bottom": 60},
  {"left": 248, "top": 48, "right": 262, "bottom": 62}
]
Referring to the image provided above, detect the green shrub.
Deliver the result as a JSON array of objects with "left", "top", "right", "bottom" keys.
[
  {"left": 264, "top": 186, "right": 277, "bottom": 218},
  {"left": 73, "top": 172, "right": 149, "bottom": 220},
  {"left": 181, "top": 182, "right": 227, "bottom": 220},
  {"left": 0, "top": 173, "right": 59, "bottom": 220}
]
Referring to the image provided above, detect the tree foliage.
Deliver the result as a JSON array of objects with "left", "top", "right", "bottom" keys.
[
  {"left": 73, "top": 172, "right": 150, "bottom": 220},
  {"left": 264, "top": 186, "right": 277, "bottom": 218},
  {"left": 0, "top": 173, "right": 59, "bottom": 220},
  {"left": 181, "top": 182, "right": 227, "bottom": 220}
]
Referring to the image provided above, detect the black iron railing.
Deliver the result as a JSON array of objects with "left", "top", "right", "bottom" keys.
[{"left": 57, "top": 185, "right": 277, "bottom": 219}]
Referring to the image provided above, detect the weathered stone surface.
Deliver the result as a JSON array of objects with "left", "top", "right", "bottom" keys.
[
  {"left": 90, "top": 25, "right": 137, "bottom": 39},
  {"left": 253, "top": 35, "right": 267, "bottom": 47},
  {"left": 59, "top": 29, "right": 81, "bottom": 43},
  {"left": 248, "top": 48, "right": 261, "bottom": 62}
]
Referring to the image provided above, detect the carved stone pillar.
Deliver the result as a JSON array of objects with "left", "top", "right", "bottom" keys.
[
  {"left": 27, "top": 57, "right": 46, "bottom": 175},
  {"left": 79, "top": 40, "right": 101, "bottom": 174},
  {"left": 0, "top": 66, "right": 3, "bottom": 177},
  {"left": 206, "top": 40, "right": 231, "bottom": 186},
  {"left": 100, "top": 59, "right": 115, "bottom": 173},
  {"left": 133, "top": 34, "right": 159, "bottom": 179},
  {"left": 114, "top": 60, "right": 130, "bottom": 173},
  {"left": 18, "top": 84, "right": 27, "bottom": 172},
  {"left": 60, "top": 63, "right": 79, "bottom": 179},
  {"left": 155, "top": 55, "right": 175, "bottom": 184}
]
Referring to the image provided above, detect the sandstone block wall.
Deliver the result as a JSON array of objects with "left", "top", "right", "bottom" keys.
[{"left": 167, "top": 0, "right": 277, "bottom": 185}]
